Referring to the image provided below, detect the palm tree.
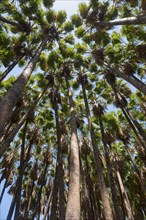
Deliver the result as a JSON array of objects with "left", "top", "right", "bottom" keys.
[
  {"left": 79, "top": 73, "right": 113, "bottom": 220},
  {"left": 64, "top": 65, "right": 80, "bottom": 220},
  {"left": 0, "top": 36, "right": 49, "bottom": 135},
  {"left": 49, "top": 85, "right": 65, "bottom": 220},
  {"left": 0, "top": 82, "right": 49, "bottom": 157},
  {"left": 93, "top": 100, "right": 124, "bottom": 220}
]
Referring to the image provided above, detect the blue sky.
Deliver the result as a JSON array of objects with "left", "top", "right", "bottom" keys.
[{"left": 0, "top": 1, "right": 89, "bottom": 219}]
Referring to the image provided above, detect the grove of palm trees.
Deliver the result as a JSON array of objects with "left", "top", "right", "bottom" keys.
[{"left": 0, "top": 0, "right": 146, "bottom": 219}]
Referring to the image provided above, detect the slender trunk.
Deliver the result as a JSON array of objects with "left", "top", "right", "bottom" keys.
[
  {"left": 43, "top": 188, "right": 53, "bottom": 220},
  {"left": 53, "top": 101, "right": 66, "bottom": 220},
  {"left": 108, "top": 81, "right": 146, "bottom": 151},
  {"left": 36, "top": 163, "right": 49, "bottom": 220},
  {"left": 0, "top": 37, "right": 49, "bottom": 134},
  {"left": 0, "top": 15, "right": 31, "bottom": 34},
  {"left": 0, "top": 55, "right": 23, "bottom": 83},
  {"left": 65, "top": 75, "right": 80, "bottom": 220},
  {"left": 6, "top": 121, "right": 29, "bottom": 220},
  {"left": 116, "top": 169, "right": 134, "bottom": 220},
  {"left": 80, "top": 154, "right": 95, "bottom": 220},
  {"left": 0, "top": 15, "right": 27, "bottom": 30},
  {"left": 6, "top": 191, "right": 16, "bottom": 220},
  {"left": 58, "top": 163, "right": 66, "bottom": 220},
  {"left": 125, "top": 109, "right": 146, "bottom": 142},
  {"left": 122, "top": 107, "right": 146, "bottom": 151},
  {"left": 0, "top": 179, "right": 7, "bottom": 204},
  {"left": 23, "top": 180, "right": 35, "bottom": 218},
  {"left": 0, "top": 101, "right": 23, "bottom": 142},
  {"left": 122, "top": 143, "right": 146, "bottom": 214},
  {"left": 94, "top": 14, "right": 146, "bottom": 27},
  {"left": 81, "top": 81, "right": 113, "bottom": 220},
  {"left": 114, "top": 67, "right": 146, "bottom": 95},
  {"left": 98, "top": 114, "right": 124, "bottom": 220},
  {"left": 50, "top": 100, "right": 62, "bottom": 220},
  {"left": 0, "top": 83, "right": 49, "bottom": 157},
  {"left": 84, "top": 148, "right": 100, "bottom": 219},
  {"left": 14, "top": 121, "right": 28, "bottom": 220}
]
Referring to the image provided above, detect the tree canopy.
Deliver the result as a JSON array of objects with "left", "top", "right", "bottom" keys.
[{"left": 0, "top": 0, "right": 146, "bottom": 220}]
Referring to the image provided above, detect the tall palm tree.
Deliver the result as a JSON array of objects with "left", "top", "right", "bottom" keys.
[
  {"left": 79, "top": 73, "right": 113, "bottom": 220},
  {"left": 49, "top": 85, "right": 65, "bottom": 220},
  {"left": 0, "top": 36, "right": 49, "bottom": 135},
  {"left": 93, "top": 100, "right": 124, "bottom": 220},
  {"left": 64, "top": 65, "right": 80, "bottom": 220},
  {"left": 0, "top": 82, "right": 49, "bottom": 157}
]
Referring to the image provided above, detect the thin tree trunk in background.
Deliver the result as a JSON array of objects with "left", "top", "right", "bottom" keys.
[
  {"left": 36, "top": 163, "right": 49, "bottom": 220},
  {"left": 80, "top": 154, "right": 95, "bottom": 220},
  {"left": 94, "top": 14, "right": 146, "bottom": 28},
  {"left": 0, "top": 55, "right": 23, "bottom": 83},
  {"left": 98, "top": 114, "right": 124, "bottom": 220},
  {"left": 43, "top": 188, "right": 53, "bottom": 220},
  {"left": 108, "top": 81, "right": 146, "bottom": 152},
  {"left": 49, "top": 165, "right": 59, "bottom": 220},
  {"left": 50, "top": 98, "right": 64, "bottom": 220},
  {"left": 58, "top": 160, "right": 66, "bottom": 220},
  {"left": 6, "top": 191, "right": 16, "bottom": 220},
  {"left": 0, "top": 15, "right": 28, "bottom": 31},
  {"left": 0, "top": 179, "right": 8, "bottom": 204},
  {"left": 114, "top": 67, "right": 146, "bottom": 95},
  {"left": 121, "top": 107, "right": 146, "bottom": 151},
  {"left": 65, "top": 75, "right": 80, "bottom": 220},
  {"left": 0, "top": 83, "right": 49, "bottom": 157},
  {"left": 6, "top": 121, "right": 29, "bottom": 220},
  {"left": 125, "top": 109, "right": 146, "bottom": 142},
  {"left": 116, "top": 169, "right": 134, "bottom": 220},
  {"left": 84, "top": 148, "right": 100, "bottom": 219},
  {"left": 0, "top": 37, "right": 49, "bottom": 135},
  {"left": 81, "top": 80, "right": 113, "bottom": 220},
  {"left": 14, "top": 120, "right": 28, "bottom": 220},
  {"left": 23, "top": 179, "right": 35, "bottom": 218}
]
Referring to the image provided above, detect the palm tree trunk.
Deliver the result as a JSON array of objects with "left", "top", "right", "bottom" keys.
[
  {"left": 0, "top": 83, "right": 49, "bottom": 157},
  {"left": 125, "top": 109, "right": 146, "bottom": 142},
  {"left": 114, "top": 67, "right": 146, "bottom": 95},
  {"left": 116, "top": 169, "right": 134, "bottom": 220},
  {"left": 65, "top": 75, "right": 80, "bottom": 220},
  {"left": 0, "top": 15, "right": 27, "bottom": 30},
  {"left": 121, "top": 107, "right": 146, "bottom": 151},
  {"left": 0, "top": 37, "right": 49, "bottom": 135},
  {"left": 36, "top": 163, "right": 49, "bottom": 220},
  {"left": 98, "top": 114, "right": 124, "bottom": 220},
  {"left": 107, "top": 81, "right": 146, "bottom": 151},
  {"left": 94, "top": 14, "right": 146, "bottom": 28},
  {"left": 24, "top": 179, "right": 35, "bottom": 218},
  {"left": 58, "top": 164, "right": 66, "bottom": 220},
  {"left": 43, "top": 187, "right": 53, "bottom": 220},
  {"left": 13, "top": 120, "right": 28, "bottom": 220},
  {"left": 53, "top": 101, "right": 66, "bottom": 220},
  {"left": 81, "top": 81, "right": 113, "bottom": 220},
  {"left": 0, "top": 179, "right": 8, "bottom": 204},
  {"left": 50, "top": 100, "right": 62, "bottom": 220},
  {"left": 6, "top": 191, "right": 16, "bottom": 220},
  {"left": 80, "top": 154, "right": 96, "bottom": 220},
  {"left": 0, "top": 55, "right": 23, "bottom": 83},
  {"left": 84, "top": 147, "right": 100, "bottom": 219}
]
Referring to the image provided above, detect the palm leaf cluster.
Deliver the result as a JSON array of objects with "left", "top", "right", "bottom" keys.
[{"left": 0, "top": 0, "right": 146, "bottom": 219}]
